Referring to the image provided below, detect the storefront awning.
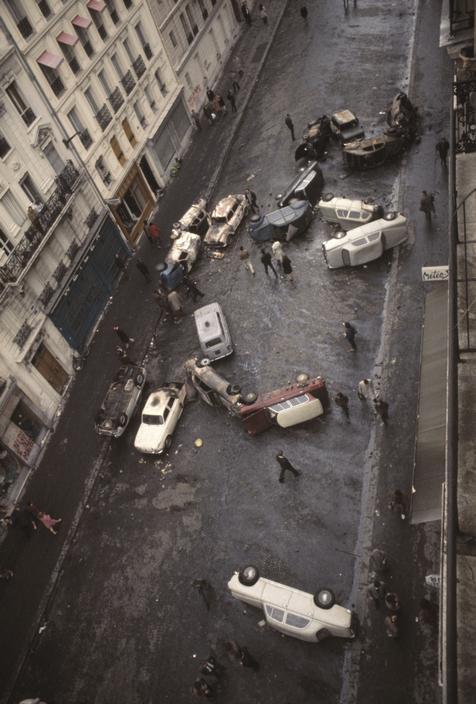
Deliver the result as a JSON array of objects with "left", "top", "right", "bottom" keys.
[
  {"left": 87, "top": 0, "right": 106, "bottom": 10},
  {"left": 57, "top": 31, "right": 78, "bottom": 46},
  {"left": 72, "top": 15, "right": 92, "bottom": 29},
  {"left": 37, "top": 51, "right": 63, "bottom": 69},
  {"left": 411, "top": 285, "right": 448, "bottom": 524}
]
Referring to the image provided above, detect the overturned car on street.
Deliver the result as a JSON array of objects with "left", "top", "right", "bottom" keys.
[{"left": 95, "top": 365, "right": 146, "bottom": 438}]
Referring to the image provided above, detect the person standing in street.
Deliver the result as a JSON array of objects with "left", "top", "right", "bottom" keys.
[
  {"left": 217, "top": 94, "right": 227, "bottom": 115},
  {"left": 114, "top": 324, "right": 134, "bottom": 346},
  {"left": 259, "top": 3, "right": 268, "bottom": 24},
  {"left": 191, "top": 678, "right": 213, "bottom": 698},
  {"left": 192, "top": 578, "right": 213, "bottom": 609},
  {"left": 420, "top": 190, "right": 435, "bottom": 222},
  {"left": 343, "top": 321, "right": 357, "bottom": 351},
  {"left": 201, "top": 655, "right": 224, "bottom": 678},
  {"left": 116, "top": 346, "right": 138, "bottom": 366},
  {"left": 436, "top": 136, "right": 449, "bottom": 167},
  {"left": 368, "top": 579, "right": 386, "bottom": 608},
  {"left": 245, "top": 188, "right": 258, "bottom": 213},
  {"left": 272, "top": 240, "right": 284, "bottom": 270},
  {"left": 374, "top": 397, "right": 389, "bottom": 425},
  {"left": 183, "top": 274, "right": 205, "bottom": 302},
  {"left": 225, "top": 641, "right": 259, "bottom": 670},
  {"left": 206, "top": 86, "right": 215, "bottom": 102},
  {"left": 241, "top": 1, "right": 252, "bottom": 26},
  {"left": 227, "top": 88, "right": 237, "bottom": 112},
  {"left": 300, "top": 5, "right": 308, "bottom": 21},
  {"left": 239, "top": 246, "right": 255, "bottom": 275},
  {"left": 147, "top": 222, "right": 161, "bottom": 247},
  {"left": 282, "top": 254, "right": 294, "bottom": 283},
  {"left": 276, "top": 450, "right": 301, "bottom": 483},
  {"left": 357, "top": 377, "right": 375, "bottom": 401},
  {"left": 135, "top": 259, "right": 151, "bottom": 282},
  {"left": 334, "top": 391, "right": 350, "bottom": 418},
  {"left": 191, "top": 109, "right": 202, "bottom": 130},
  {"left": 260, "top": 249, "right": 278, "bottom": 278},
  {"left": 389, "top": 489, "right": 406, "bottom": 519},
  {"left": 114, "top": 253, "right": 129, "bottom": 280},
  {"left": 285, "top": 113, "right": 296, "bottom": 141}
]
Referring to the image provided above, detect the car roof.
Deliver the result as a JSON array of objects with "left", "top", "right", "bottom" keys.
[
  {"left": 325, "top": 214, "right": 407, "bottom": 249},
  {"left": 333, "top": 109, "right": 357, "bottom": 125},
  {"left": 194, "top": 302, "right": 226, "bottom": 340},
  {"left": 179, "top": 198, "right": 207, "bottom": 226},
  {"left": 212, "top": 194, "right": 242, "bottom": 217},
  {"left": 261, "top": 201, "right": 310, "bottom": 227},
  {"left": 320, "top": 197, "right": 378, "bottom": 212},
  {"left": 142, "top": 389, "right": 173, "bottom": 415}
]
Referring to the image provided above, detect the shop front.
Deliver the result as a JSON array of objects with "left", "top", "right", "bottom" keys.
[{"left": 110, "top": 164, "right": 155, "bottom": 243}]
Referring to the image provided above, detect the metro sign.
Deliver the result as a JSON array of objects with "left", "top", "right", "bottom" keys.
[{"left": 421, "top": 265, "right": 449, "bottom": 282}]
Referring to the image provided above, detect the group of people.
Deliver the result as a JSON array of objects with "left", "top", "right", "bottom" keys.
[
  {"left": 197, "top": 84, "right": 239, "bottom": 128},
  {"left": 2, "top": 501, "right": 62, "bottom": 539},
  {"left": 191, "top": 642, "right": 259, "bottom": 697}
]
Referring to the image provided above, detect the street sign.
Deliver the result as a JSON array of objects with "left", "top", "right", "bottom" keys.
[{"left": 421, "top": 266, "right": 449, "bottom": 282}]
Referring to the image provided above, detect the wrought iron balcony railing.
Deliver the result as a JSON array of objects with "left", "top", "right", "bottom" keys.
[
  {"left": 109, "top": 87, "right": 124, "bottom": 113},
  {"left": 96, "top": 104, "right": 113, "bottom": 131},
  {"left": 120, "top": 70, "right": 136, "bottom": 95},
  {"left": 132, "top": 55, "right": 146, "bottom": 79}
]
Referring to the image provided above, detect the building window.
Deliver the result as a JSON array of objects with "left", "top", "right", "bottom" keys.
[
  {"left": 58, "top": 39, "right": 80, "bottom": 75},
  {"left": 20, "top": 173, "right": 42, "bottom": 204},
  {"left": 110, "top": 53, "right": 123, "bottom": 79},
  {"left": 98, "top": 68, "right": 112, "bottom": 95},
  {"left": 180, "top": 13, "right": 193, "bottom": 45},
  {"left": 122, "top": 118, "right": 137, "bottom": 147},
  {"left": 198, "top": 0, "right": 208, "bottom": 20},
  {"left": 67, "top": 107, "right": 93, "bottom": 149},
  {"left": 74, "top": 24, "right": 94, "bottom": 58},
  {"left": 38, "top": 64, "right": 65, "bottom": 97},
  {"left": 185, "top": 5, "right": 199, "bottom": 36},
  {"left": 110, "top": 135, "right": 126, "bottom": 166},
  {"left": 134, "top": 22, "right": 151, "bottom": 59},
  {"left": 133, "top": 100, "right": 147, "bottom": 128},
  {"left": 108, "top": 0, "right": 119, "bottom": 24},
  {"left": 123, "top": 0, "right": 133, "bottom": 9},
  {"left": 5, "top": 0, "right": 34, "bottom": 39},
  {"left": 0, "top": 132, "right": 12, "bottom": 159},
  {"left": 84, "top": 86, "right": 99, "bottom": 114},
  {"left": 6, "top": 82, "right": 36, "bottom": 126},
  {"left": 95, "top": 156, "right": 112, "bottom": 186},
  {"left": 0, "top": 190, "right": 24, "bottom": 226},
  {"left": 43, "top": 142, "right": 64, "bottom": 175},
  {"left": 144, "top": 85, "right": 156, "bottom": 111},
  {"left": 36, "top": 0, "right": 51, "bottom": 18},
  {"left": 169, "top": 30, "right": 178, "bottom": 48},
  {"left": 89, "top": 6, "right": 107, "bottom": 41},
  {"left": 123, "top": 38, "right": 134, "bottom": 63},
  {"left": 0, "top": 227, "right": 14, "bottom": 257},
  {"left": 154, "top": 69, "right": 168, "bottom": 96}
]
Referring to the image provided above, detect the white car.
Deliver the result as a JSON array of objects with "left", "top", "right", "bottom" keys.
[
  {"left": 228, "top": 566, "right": 355, "bottom": 642},
  {"left": 165, "top": 231, "right": 201, "bottom": 272},
  {"left": 204, "top": 194, "right": 249, "bottom": 247},
  {"left": 193, "top": 302, "right": 233, "bottom": 362},
  {"left": 318, "top": 194, "right": 384, "bottom": 230},
  {"left": 134, "top": 382, "right": 186, "bottom": 454}
]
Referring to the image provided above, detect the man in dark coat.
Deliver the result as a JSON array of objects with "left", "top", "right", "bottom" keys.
[
  {"left": 285, "top": 113, "right": 296, "bottom": 140},
  {"left": 260, "top": 249, "right": 278, "bottom": 278},
  {"left": 276, "top": 450, "right": 301, "bottom": 483},
  {"left": 343, "top": 321, "right": 357, "bottom": 351}
]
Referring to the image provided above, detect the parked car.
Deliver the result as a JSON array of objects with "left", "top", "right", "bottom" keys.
[
  {"left": 278, "top": 161, "right": 324, "bottom": 208},
  {"left": 204, "top": 194, "right": 249, "bottom": 248},
  {"left": 193, "top": 302, "right": 233, "bottom": 362},
  {"left": 322, "top": 213, "right": 408, "bottom": 269},
  {"left": 318, "top": 194, "right": 384, "bottom": 230},
  {"left": 95, "top": 365, "right": 146, "bottom": 438},
  {"left": 134, "top": 382, "right": 186, "bottom": 454},
  {"left": 171, "top": 198, "right": 209, "bottom": 240},
  {"left": 342, "top": 133, "right": 406, "bottom": 170},
  {"left": 165, "top": 231, "right": 201, "bottom": 272},
  {"left": 228, "top": 566, "right": 355, "bottom": 643},
  {"left": 249, "top": 200, "right": 313, "bottom": 242},
  {"left": 330, "top": 109, "right": 365, "bottom": 143}
]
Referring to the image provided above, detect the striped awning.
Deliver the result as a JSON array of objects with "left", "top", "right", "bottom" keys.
[
  {"left": 37, "top": 51, "right": 63, "bottom": 69},
  {"left": 57, "top": 31, "right": 78, "bottom": 46}
]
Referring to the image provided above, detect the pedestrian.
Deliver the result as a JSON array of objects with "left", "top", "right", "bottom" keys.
[
  {"left": 368, "top": 579, "right": 386, "bottom": 607},
  {"left": 374, "top": 397, "right": 389, "bottom": 426},
  {"left": 417, "top": 598, "right": 437, "bottom": 626},
  {"left": 167, "top": 290, "right": 184, "bottom": 321},
  {"left": 259, "top": 3, "right": 268, "bottom": 24},
  {"left": 384, "top": 613, "right": 400, "bottom": 638},
  {"left": 135, "top": 259, "right": 151, "bottom": 282},
  {"left": 239, "top": 246, "right": 255, "bottom": 275},
  {"left": 241, "top": 1, "right": 252, "bottom": 26},
  {"left": 216, "top": 95, "right": 226, "bottom": 115},
  {"left": 203, "top": 104, "right": 215, "bottom": 126},
  {"left": 276, "top": 450, "right": 301, "bottom": 483},
  {"left": 282, "top": 254, "right": 294, "bottom": 283},
  {"left": 206, "top": 86, "right": 215, "bottom": 102},
  {"left": 114, "top": 253, "right": 129, "bottom": 280},
  {"left": 192, "top": 578, "right": 213, "bottom": 610},
  {"left": 201, "top": 655, "right": 224, "bottom": 678},
  {"left": 389, "top": 489, "right": 406, "bottom": 519},
  {"left": 26, "top": 502, "right": 62, "bottom": 535},
  {"left": 183, "top": 274, "right": 205, "bottom": 302},
  {"left": 357, "top": 377, "right": 375, "bottom": 401},
  {"left": 191, "top": 109, "right": 202, "bottom": 130},
  {"left": 260, "top": 249, "right": 278, "bottom": 278},
  {"left": 385, "top": 591, "right": 401, "bottom": 612},
  {"left": 224, "top": 641, "right": 259, "bottom": 670},
  {"left": 2, "top": 507, "right": 38, "bottom": 538},
  {"left": 285, "top": 113, "right": 296, "bottom": 141},
  {"left": 343, "top": 321, "right": 357, "bottom": 351},
  {"left": 420, "top": 190, "right": 435, "bottom": 222},
  {"left": 334, "top": 391, "right": 350, "bottom": 418},
  {"left": 0, "top": 567, "right": 14, "bottom": 580},
  {"left": 148, "top": 222, "right": 161, "bottom": 247},
  {"left": 227, "top": 88, "right": 237, "bottom": 112},
  {"left": 369, "top": 548, "right": 389, "bottom": 576},
  {"left": 232, "top": 55, "right": 243, "bottom": 79},
  {"left": 436, "top": 136, "right": 449, "bottom": 167},
  {"left": 191, "top": 678, "right": 213, "bottom": 698},
  {"left": 300, "top": 5, "right": 308, "bottom": 21},
  {"left": 113, "top": 324, "right": 134, "bottom": 346},
  {"left": 245, "top": 188, "right": 258, "bottom": 213},
  {"left": 271, "top": 240, "right": 284, "bottom": 270},
  {"left": 116, "top": 346, "right": 138, "bottom": 366}
]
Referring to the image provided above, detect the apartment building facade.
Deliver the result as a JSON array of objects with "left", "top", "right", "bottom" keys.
[{"left": 149, "top": 0, "right": 242, "bottom": 112}]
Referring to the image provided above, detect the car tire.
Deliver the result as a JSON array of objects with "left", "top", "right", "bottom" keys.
[
  {"left": 199, "top": 358, "right": 211, "bottom": 367},
  {"left": 322, "top": 192, "right": 334, "bottom": 202},
  {"left": 135, "top": 373, "right": 144, "bottom": 386},
  {"left": 335, "top": 231, "right": 346, "bottom": 240},
  {"left": 383, "top": 211, "right": 398, "bottom": 221},
  {"left": 164, "top": 435, "right": 172, "bottom": 451},
  {"left": 240, "top": 392, "right": 257, "bottom": 405},
  {"left": 250, "top": 214, "right": 262, "bottom": 225},
  {"left": 314, "top": 588, "right": 335, "bottom": 609},
  {"left": 226, "top": 383, "right": 241, "bottom": 396},
  {"left": 296, "top": 372, "right": 310, "bottom": 385},
  {"left": 363, "top": 198, "right": 375, "bottom": 205},
  {"left": 238, "top": 565, "right": 260, "bottom": 586},
  {"left": 316, "top": 628, "right": 331, "bottom": 642},
  {"left": 119, "top": 413, "right": 128, "bottom": 427}
]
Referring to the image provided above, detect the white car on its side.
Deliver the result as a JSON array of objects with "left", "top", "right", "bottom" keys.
[
  {"left": 228, "top": 566, "right": 355, "bottom": 642},
  {"left": 165, "top": 230, "right": 201, "bottom": 272},
  {"left": 134, "top": 382, "right": 187, "bottom": 454}
]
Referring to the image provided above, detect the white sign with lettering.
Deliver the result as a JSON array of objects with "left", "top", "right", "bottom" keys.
[{"left": 421, "top": 266, "right": 449, "bottom": 282}]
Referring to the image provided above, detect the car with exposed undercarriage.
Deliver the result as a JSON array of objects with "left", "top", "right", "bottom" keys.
[
  {"left": 95, "top": 365, "right": 146, "bottom": 438},
  {"left": 165, "top": 230, "right": 201, "bottom": 272},
  {"left": 330, "top": 109, "right": 365, "bottom": 143},
  {"left": 134, "top": 382, "right": 186, "bottom": 454},
  {"left": 204, "top": 194, "right": 249, "bottom": 248},
  {"left": 318, "top": 194, "right": 384, "bottom": 230}
]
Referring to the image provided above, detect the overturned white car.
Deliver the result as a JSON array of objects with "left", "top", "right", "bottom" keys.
[{"left": 165, "top": 230, "right": 201, "bottom": 272}]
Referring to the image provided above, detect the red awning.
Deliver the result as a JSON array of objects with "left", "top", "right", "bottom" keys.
[
  {"left": 87, "top": 0, "right": 106, "bottom": 10},
  {"left": 57, "top": 31, "right": 78, "bottom": 46},
  {"left": 37, "top": 51, "right": 63, "bottom": 69},
  {"left": 72, "top": 15, "right": 92, "bottom": 29}
]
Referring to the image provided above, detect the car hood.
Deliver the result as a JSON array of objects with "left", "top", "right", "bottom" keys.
[
  {"left": 204, "top": 223, "right": 232, "bottom": 246},
  {"left": 134, "top": 424, "right": 164, "bottom": 453},
  {"left": 340, "top": 125, "right": 365, "bottom": 141}
]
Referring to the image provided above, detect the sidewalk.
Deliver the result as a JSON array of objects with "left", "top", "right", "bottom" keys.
[{"left": 0, "top": 3, "right": 289, "bottom": 700}]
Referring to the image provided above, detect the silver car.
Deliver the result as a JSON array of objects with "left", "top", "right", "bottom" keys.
[{"left": 204, "top": 194, "right": 248, "bottom": 248}]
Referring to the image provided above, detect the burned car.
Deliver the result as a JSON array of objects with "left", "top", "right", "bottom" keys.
[
  {"left": 249, "top": 200, "right": 313, "bottom": 243},
  {"left": 386, "top": 92, "right": 418, "bottom": 139},
  {"left": 204, "top": 194, "right": 248, "bottom": 248},
  {"left": 278, "top": 161, "right": 324, "bottom": 208},
  {"left": 95, "top": 365, "right": 146, "bottom": 437},
  {"left": 318, "top": 194, "right": 384, "bottom": 230},
  {"left": 171, "top": 198, "right": 209, "bottom": 240},
  {"left": 343, "top": 133, "right": 407, "bottom": 170},
  {"left": 165, "top": 230, "right": 201, "bottom": 272},
  {"left": 297, "top": 116, "right": 332, "bottom": 161},
  {"left": 330, "top": 109, "right": 365, "bottom": 143}
]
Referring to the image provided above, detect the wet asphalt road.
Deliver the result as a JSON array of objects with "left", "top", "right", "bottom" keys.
[{"left": 1, "top": 1, "right": 449, "bottom": 703}]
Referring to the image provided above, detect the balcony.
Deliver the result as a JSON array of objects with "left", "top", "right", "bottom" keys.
[
  {"left": 79, "top": 129, "right": 93, "bottom": 149},
  {"left": 17, "top": 17, "right": 34, "bottom": 39},
  {"left": 454, "top": 74, "right": 476, "bottom": 154},
  {"left": 120, "top": 70, "right": 136, "bottom": 96},
  {"left": 132, "top": 55, "right": 146, "bottom": 79},
  {"left": 0, "top": 162, "right": 80, "bottom": 285},
  {"left": 143, "top": 43, "right": 152, "bottom": 60},
  {"left": 96, "top": 104, "right": 113, "bottom": 131},
  {"left": 109, "top": 87, "right": 124, "bottom": 113}
]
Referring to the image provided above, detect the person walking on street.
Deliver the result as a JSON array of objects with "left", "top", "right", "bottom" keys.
[
  {"left": 192, "top": 578, "right": 213, "bottom": 609},
  {"left": 272, "top": 240, "right": 284, "bottom": 270},
  {"left": 282, "top": 254, "right": 294, "bottom": 283},
  {"left": 191, "top": 109, "right": 202, "bottom": 130},
  {"left": 225, "top": 641, "right": 259, "bottom": 670},
  {"left": 334, "top": 391, "right": 350, "bottom": 418},
  {"left": 420, "top": 190, "right": 435, "bottom": 222},
  {"left": 3, "top": 507, "right": 38, "bottom": 538},
  {"left": 368, "top": 579, "right": 386, "bottom": 608},
  {"left": 241, "top": 1, "right": 252, "bottom": 26},
  {"left": 116, "top": 346, "right": 138, "bottom": 366},
  {"left": 227, "top": 88, "right": 237, "bottom": 112},
  {"left": 217, "top": 94, "right": 227, "bottom": 115},
  {"left": 26, "top": 502, "right": 62, "bottom": 535},
  {"left": 357, "top": 378, "right": 375, "bottom": 400},
  {"left": 114, "top": 325, "right": 134, "bottom": 346},
  {"left": 259, "top": 3, "right": 268, "bottom": 24},
  {"left": 285, "top": 113, "right": 296, "bottom": 141},
  {"left": 260, "top": 249, "right": 278, "bottom": 278},
  {"left": 168, "top": 290, "right": 184, "bottom": 321},
  {"left": 240, "top": 246, "right": 255, "bottom": 275},
  {"left": 276, "top": 450, "right": 301, "bottom": 483},
  {"left": 300, "top": 5, "right": 308, "bottom": 21},
  {"left": 374, "top": 397, "right": 389, "bottom": 425},
  {"left": 114, "top": 253, "right": 129, "bottom": 280},
  {"left": 206, "top": 87, "right": 215, "bottom": 102},
  {"left": 369, "top": 548, "right": 389, "bottom": 576},
  {"left": 191, "top": 678, "right": 213, "bottom": 698},
  {"left": 385, "top": 613, "right": 400, "bottom": 638},
  {"left": 436, "top": 136, "right": 449, "bottom": 167},
  {"left": 203, "top": 104, "right": 216, "bottom": 125},
  {"left": 147, "top": 222, "right": 161, "bottom": 247},
  {"left": 201, "top": 655, "right": 224, "bottom": 678},
  {"left": 343, "top": 321, "right": 357, "bottom": 351},
  {"left": 135, "top": 259, "right": 151, "bottom": 282},
  {"left": 183, "top": 274, "right": 205, "bottom": 302},
  {"left": 245, "top": 188, "right": 258, "bottom": 213},
  {"left": 389, "top": 489, "right": 406, "bottom": 519}
]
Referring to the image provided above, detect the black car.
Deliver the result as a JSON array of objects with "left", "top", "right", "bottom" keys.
[{"left": 278, "top": 161, "right": 324, "bottom": 208}]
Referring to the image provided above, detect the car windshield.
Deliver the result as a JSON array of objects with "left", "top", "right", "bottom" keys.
[
  {"left": 205, "top": 337, "right": 223, "bottom": 348},
  {"left": 142, "top": 414, "right": 164, "bottom": 425}
]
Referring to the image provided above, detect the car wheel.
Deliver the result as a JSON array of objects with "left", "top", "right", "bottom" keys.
[
  {"left": 316, "top": 628, "right": 331, "bottom": 642},
  {"left": 164, "top": 435, "right": 172, "bottom": 451},
  {"left": 296, "top": 373, "right": 310, "bottom": 385},
  {"left": 322, "top": 192, "right": 334, "bottom": 202},
  {"left": 119, "top": 413, "right": 128, "bottom": 427},
  {"left": 238, "top": 565, "right": 260, "bottom": 586},
  {"left": 199, "top": 358, "right": 211, "bottom": 367},
  {"left": 383, "top": 211, "right": 398, "bottom": 221},
  {"left": 135, "top": 373, "right": 144, "bottom": 386},
  {"left": 314, "top": 588, "right": 335, "bottom": 609},
  {"left": 240, "top": 392, "right": 257, "bottom": 405},
  {"left": 250, "top": 214, "right": 262, "bottom": 225},
  {"left": 363, "top": 198, "right": 375, "bottom": 205},
  {"left": 226, "top": 383, "right": 241, "bottom": 396},
  {"left": 335, "top": 231, "right": 346, "bottom": 240}
]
